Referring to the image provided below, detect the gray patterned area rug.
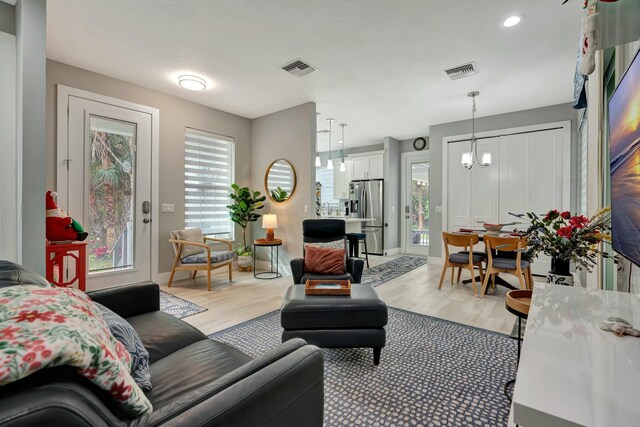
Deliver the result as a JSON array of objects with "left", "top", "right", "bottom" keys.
[
  {"left": 160, "top": 290, "right": 207, "bottom": 319},
  {"left": 361, "top": 256, "right": 427, "bottom": 288},
  {"left": 210, "top": 307, "right": 516, "bottom": 426}
]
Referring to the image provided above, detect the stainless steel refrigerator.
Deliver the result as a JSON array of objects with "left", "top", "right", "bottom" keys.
[{"left": 349, "top": 179, "right": 384, "bottom": 255}]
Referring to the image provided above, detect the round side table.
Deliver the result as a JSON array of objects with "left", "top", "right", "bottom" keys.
[{"left": 253, "top": 239, "right": 282, "bottom": 279}]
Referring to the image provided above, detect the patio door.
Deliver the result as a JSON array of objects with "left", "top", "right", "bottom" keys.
[
  {"left": 57, "top": 86, "right": 154, "bottom": 289},
  {"left": 402, "top": 153, "right": 430, "bottom": 256}
]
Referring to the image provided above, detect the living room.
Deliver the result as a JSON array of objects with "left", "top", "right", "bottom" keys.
[{"left": 1, "top": 1, "right": 640, "bottom": 426}]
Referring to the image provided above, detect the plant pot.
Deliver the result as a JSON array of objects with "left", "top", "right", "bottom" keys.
[
  {"left": 237, "top": 255, "right": 253, "bottom": 271},
  {"left": 547, "top": 258, "right": 573, "bottom": 286}
]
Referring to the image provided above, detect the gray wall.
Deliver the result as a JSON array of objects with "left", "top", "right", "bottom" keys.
[
  {"left": 46, "top": 60, "right": 252, "bottom": 275},
  {"left": 383, "top": 137, "right": 401, "bottom": 251},
  {"left": 428, "top": 102, "right": 578, "bottom": 259},
  {"left": 0, "top": 1, "right": 15, "bottom": 34},
  {"left": 250, "top": 102, "right": 316, "bottom": 274},
  {"left": 17, "top": 0, "right": 46, "bottom": 274}
]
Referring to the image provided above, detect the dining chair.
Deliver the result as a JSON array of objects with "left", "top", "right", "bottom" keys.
[
  {"left": 438, "top": 232, "right": 486, "bottom": 297},
  {"left": 168, "top": 228, "right": 234, "bottom": 291},
  {"left": 481, "top": 235, "right": 532, "bottom": 297}
]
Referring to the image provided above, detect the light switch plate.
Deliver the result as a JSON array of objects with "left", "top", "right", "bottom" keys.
[
  {"left": 162, "top": 203, "right": 174, "bottom": 213},
  {"left": 304, "top": 204, "right": 309, "bottom": 213},
  {"left": 435, "top": 205, "right": 442, "bottom": 213}
]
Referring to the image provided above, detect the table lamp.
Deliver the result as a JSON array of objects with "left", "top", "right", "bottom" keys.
[{"left": 262, "top": 214, "right": 278, "bottom": 241}]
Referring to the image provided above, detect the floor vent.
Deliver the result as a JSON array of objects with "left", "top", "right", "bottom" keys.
[
  {"left": 281, "top": 59, "right": 317, "bottom": 77},
  {"left": 443, "top": 62, "right": 478, "bottom": 80}
]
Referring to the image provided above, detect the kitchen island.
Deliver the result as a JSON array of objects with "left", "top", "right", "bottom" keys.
[{"left": 317, "top": 216, "right": 376, "bottom": 233}]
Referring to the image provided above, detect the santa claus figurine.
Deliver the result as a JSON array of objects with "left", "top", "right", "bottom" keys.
[{"left": 45, "top": 191, "right": 88, "bottom": 242}]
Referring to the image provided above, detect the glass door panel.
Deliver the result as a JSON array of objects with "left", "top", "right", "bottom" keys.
[
  {"left": 88, "top": 116, "right": 136, "bottom": 274},
  {"left": 410, "top": 162, "right": 430, "bottom": 248}
]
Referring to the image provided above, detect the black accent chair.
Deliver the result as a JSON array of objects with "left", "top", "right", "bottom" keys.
[{"left": 290, "top": 219, "right": 365, "bottom": 284}]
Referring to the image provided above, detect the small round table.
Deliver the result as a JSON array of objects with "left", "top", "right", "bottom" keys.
[{"left": 253, "top": 239, "right": 282, "bottom": 279}]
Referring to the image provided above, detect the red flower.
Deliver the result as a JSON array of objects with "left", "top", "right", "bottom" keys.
[
  {"left": 41, "top": 349, "right": 52, "bottom": 358},
  {"left": 22, "top": 352, "right": 37, "bottom": 363},
  {"left": 12, "top": 310, "right": 55, "bottom": 323},
  {"left": 32, "top": 289, "right": 57, "bottom": 296},
  {"left": 557, "top": 226, "right": 574, "bottom": 239},
  {"left": 110, "top": 381, "right": 132, "bottom": 402},
  {"left": 79, "top": 367, "right": 98, "bottom": 380},
  {"left": 0, "top": 326, "right": 21, "bottom": 340},
  {"left": 30, "top": 362, "right": 41, "bottom": 371},
  {"left": 569, "top": 215, "right": 589, "bottom": 229},
  {"left": 53, "top": 314, "right": 66, "bottom": 324},
  {"left": 560, "top": 211, "right": 571, "bottom": 219},
  {"left": 545, "top": 210, "right": 559, "bottom": 221}
]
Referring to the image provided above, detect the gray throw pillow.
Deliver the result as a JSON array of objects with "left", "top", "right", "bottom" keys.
[{"left": 95, "top": 302, "right": 152, "bottom": 391}]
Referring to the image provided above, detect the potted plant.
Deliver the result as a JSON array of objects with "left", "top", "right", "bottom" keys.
[
  {"left": 227, "top": 184, "right": 266, "bottom": 270},
  {"left": 520, "top": 208, "right": 613, "bottom": 285}
]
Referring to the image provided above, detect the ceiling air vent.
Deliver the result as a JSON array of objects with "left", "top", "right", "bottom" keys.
[
  {"left": 443, "top": 62, "right": 478, "bottom": 80},
  {"left": 281, "top": 59, "right": 318, "bottom": 77}
]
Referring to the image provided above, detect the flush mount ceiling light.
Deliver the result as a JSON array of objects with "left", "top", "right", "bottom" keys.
[
  {"left": 178, "top": 75, "right": 206, "bottom": 91},
  {"left": 501, "top": 15, "right": 522, "bottom": 28}
]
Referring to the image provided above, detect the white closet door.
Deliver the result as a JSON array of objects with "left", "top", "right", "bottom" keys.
[
  {"left": 447, "top": 142, "right": 471, "bottom": 231},
  {"left": 471, "top": 138, "right": 500, "bottom": 225},
  {"left": 499, "top": 128, "right": 568, "bottom": 275}
]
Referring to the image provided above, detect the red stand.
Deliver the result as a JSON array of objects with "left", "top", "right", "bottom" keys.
[{"left": 46, "top": 241, "right": 87, "bottom": 291}]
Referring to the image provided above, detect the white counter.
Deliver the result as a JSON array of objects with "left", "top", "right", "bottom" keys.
[
  {"left": 513, "top": 284, "right": 640, "bottom": 427},
  {"left": 317, "top": 216, "right": 376, "bottom": 233}
]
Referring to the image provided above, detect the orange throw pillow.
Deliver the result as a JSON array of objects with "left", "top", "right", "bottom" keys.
[{"left": 304, "top": 246, "right": 346, "bottom": 274}]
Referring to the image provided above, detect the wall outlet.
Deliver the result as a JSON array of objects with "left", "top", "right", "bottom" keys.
[
  {"left": 391, "top": 205, "right": 395, "bottom": 212},
  {"left": 435, "top": 206, "right": 442, "bottom": 213},
  {"left": 162, "top": 203, "right": 174, "bottom": 213},
  {"left": 304, "top": 204, "right": 309, "bottom": 213}
]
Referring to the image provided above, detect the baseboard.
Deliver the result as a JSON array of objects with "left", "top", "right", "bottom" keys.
[
  {"left": 427, "top": 256, "right": 444, "bottom": 266},
  {"left": 384, "top": 247, "right": 401, "bottom": 256}
]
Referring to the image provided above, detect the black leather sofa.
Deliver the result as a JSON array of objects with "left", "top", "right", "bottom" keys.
[
  {"left": 290, "top": 219, "right": 365, "bottom": 284},
  {"left": 0, "top": 281, "right": 324, "bottom": 427}
]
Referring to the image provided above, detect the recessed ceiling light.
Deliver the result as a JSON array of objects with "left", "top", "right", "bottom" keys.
[
  {"left": 178, "top": 75, "right": 206, "bottom": 91},
  {"left": 501, "top": 15, "right": 522, "bottom": 28}
]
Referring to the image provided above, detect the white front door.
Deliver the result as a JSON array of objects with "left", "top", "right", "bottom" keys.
[
  {"left": 58, "top": 87, "right": 154, "bottom": 289},
  {"left": 402, "top": 153, "right": 430, "bottom": 256}
]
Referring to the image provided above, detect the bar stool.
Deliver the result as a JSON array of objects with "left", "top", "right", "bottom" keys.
[
  {"left": 346, "top": 233, "right": 369, "bottom": 268},
  {"left": 504, "top": 289, "right": 531, "bottom": 402}
]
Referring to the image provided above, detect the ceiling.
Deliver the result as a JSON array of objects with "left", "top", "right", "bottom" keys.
[{"left": 47, "top": 0, "right": 583, "bottom": 152}]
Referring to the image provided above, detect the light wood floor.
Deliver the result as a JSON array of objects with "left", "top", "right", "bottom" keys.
[{"left": 161, "top": 254, "right": 519, "bottom": 336}]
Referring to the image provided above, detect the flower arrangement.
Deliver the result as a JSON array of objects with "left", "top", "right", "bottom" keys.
[{"left": 520, "top": 208, "right": 613, "bottom": 272}]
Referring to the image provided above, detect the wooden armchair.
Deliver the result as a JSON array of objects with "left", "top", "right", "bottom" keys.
[{"left": 168, "top": 229, "right": 234, "bottom": 291}]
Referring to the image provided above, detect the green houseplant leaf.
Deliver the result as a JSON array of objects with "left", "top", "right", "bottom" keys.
[{"left": 227, "top": 184, "right": 266, "bottom": 251}]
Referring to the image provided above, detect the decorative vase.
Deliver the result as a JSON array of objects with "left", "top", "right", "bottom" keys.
[
  {"left": 546, "top": 258, "right": 573, "bottom": 286},
  {"left": 237, "top": 255, "right": 253, "bottom": 272}
]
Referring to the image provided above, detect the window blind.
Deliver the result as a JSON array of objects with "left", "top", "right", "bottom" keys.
[{"left": 184, "top": 128, "right": 234, "bottom": 237}]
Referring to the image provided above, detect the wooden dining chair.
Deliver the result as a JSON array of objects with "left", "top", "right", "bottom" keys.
[
  {"left": 481, "top": 235, "right": 532, "bottom": 297},
  {"left": 438, "top": 232, "right": 486, "bottom": 297}
]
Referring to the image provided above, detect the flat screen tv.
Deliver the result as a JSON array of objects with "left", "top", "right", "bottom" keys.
[{"left": 610, "top": 49, "right": 640, "bottom": 266}]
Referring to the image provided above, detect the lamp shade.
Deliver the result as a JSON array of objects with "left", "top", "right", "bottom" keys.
[{"left": 262, "top": 214, "right": 278, "bottom": 229}]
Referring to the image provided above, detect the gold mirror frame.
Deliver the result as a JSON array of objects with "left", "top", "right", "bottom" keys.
[{"left": 265, "top": 159, "right": 297, "bottom": 203}]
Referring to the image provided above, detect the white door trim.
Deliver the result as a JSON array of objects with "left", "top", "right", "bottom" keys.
[
  {"left": 441, "top": 120, "right": 572, "bottom": 238},
  {"left": 401, "top": 151, "right": 430, "bottom": 254},
  {"left": 56, "top": 85, "right": 161, "bottom": 285}
]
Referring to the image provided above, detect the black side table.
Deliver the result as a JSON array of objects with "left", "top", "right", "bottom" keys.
[{"left": 253, "top": 239, "right": 282, "bottom": 279}]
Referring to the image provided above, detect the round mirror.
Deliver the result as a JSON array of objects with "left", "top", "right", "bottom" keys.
[{"left": 265, "top": 159, "right": 297, "bottom": 203}]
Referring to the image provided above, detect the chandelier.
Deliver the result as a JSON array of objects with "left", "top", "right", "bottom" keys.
[{"left": 461, "top": 91, "right": 492, "bottom": 169}]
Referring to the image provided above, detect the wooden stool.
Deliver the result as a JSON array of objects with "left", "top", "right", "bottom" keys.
[
  {"left": 46, "top": 241, "right": 87, "bottom": 291},
  {"left": 504, "top": 289, "right": 532, "bottom": 402},
  {"left": 346, "top": 233, "right": 369, "bottom": 268}
]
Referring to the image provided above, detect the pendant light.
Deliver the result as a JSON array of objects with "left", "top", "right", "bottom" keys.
[
  {"left": 461, "top": 91, "right": 492, "bottom": 169},
  {"left": 327, "top": 118, "right": 334, "bottom": 170},
  {"left": 339, "top": 123, "right": 347, "bottom": 172}
]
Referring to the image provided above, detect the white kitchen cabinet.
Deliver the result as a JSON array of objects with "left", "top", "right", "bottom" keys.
[
  {"left": 333, "top": 159, "right": 351, "bottom": 199},
  {"left": 350, "top": 154, "right": 384, "bottom": 180}
]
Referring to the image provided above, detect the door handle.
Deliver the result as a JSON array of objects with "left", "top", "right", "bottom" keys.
[{"left": 142, "top": 201, "right": 150, "bottom": 214}]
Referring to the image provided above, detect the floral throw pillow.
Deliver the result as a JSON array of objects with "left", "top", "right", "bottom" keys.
[
  {"left": 0, "top": 285, "right": 152, "bottom": 417},
  {"left": 95, "top": 302, "right": 152, "bottom": 391}
]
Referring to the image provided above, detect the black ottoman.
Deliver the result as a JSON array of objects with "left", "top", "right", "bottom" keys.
[{"left": 280, "top": 284, "right": 388, "bottom": 365}]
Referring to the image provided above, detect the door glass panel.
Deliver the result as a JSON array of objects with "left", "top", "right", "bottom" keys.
[
  {"left": 88, "top": 115, "right": 136, "bottom": 274},
  {"left": 411, "top": 162, "right": 429, "bottom": 246}
]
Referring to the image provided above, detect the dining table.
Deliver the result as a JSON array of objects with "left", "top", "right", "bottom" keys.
[{"left": 455, "top": 229, "right": 528, "bottom": 292}]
